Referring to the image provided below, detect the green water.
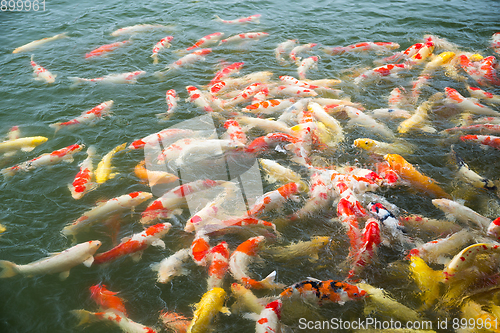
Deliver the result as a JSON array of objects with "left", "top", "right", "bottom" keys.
[{"left": 1, "top": 0, "right": 500, "bottom": 332}]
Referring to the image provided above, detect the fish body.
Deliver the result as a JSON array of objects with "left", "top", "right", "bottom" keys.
[
  {"left": 30, "top": 55, "right": 56, "bottom": 83},
  {"left": 451, "top": 147, "right": 496, "bottom": 190},
  {"left": 223, "top": 119, "right": 247, "bottom": 144},
  {"left": 275, "top": 39, "right": 297, "bottom": 64},
  {"left": 50, "top": 100, "right": 114, "bottom": 132},
  {"left": 186, "top": 32, "right": 224, "bottom": 51},
  {"left": 62, "top": 191, "right": 153, "bottom": 238},
  {"left": 156, "top": 89, "right": 180, "bottom": 120},
  {"left": 134, "top": 160, "right": 179, "bottom": 186},
  {"left": 151, "top": 35, "right": 173, "bottom": 64},
  {"left": 214, "top": 14, "right": 261, "bottom": 24},
  {"left": 247, "top": 182, "right": 301, "bottom": 217},
  {"left": 443, "top": 243, "right": 500, "bottom": 282},
  {"left": 297, "top": 56, "right": 318, "bottom": 80},
  {"left": 466, "top": 85, "right": 500, "bottom": 104},
  {"left": 111, "top": 24, "right": 174, "bottom": 36},
  {"left": 369, "top": 202, "right": 407, "bottom": 245},
  {"left": 267, "top": 236, "right": 330, "bottom": 261},
  {"left": 185, "top": 85, "right": 215, "bottom": 112},
  {"left": 69, "top": 146, "right": 97, "bottom": 200},
  {"left": 0, "top": 240, "right": 101, "bottom": 279},
  {"left": 406, "top": 41, "right": 434, "bottom": 66},
  {"left": 13, "top": 32, "right": 68, "bottom": 53},
  {"left": 255, "top": 300, "right": 282, "bottom": 333},
  {"left": 85, "top": 40, "right": 130, "bottom": 58},
  {"left": 370, "top": 108, "right": 411, "bottom": 119},
  {"left": 187, "top": 287, "right": 229, "bottom": 333},
  {"left": 354, "top": 63, "right": 409, "bottom": 84},
  {"left": 492, "top": 32, "right": 500, "bottom": 54},
  {"left": 207, "top": 242, "right": 230, "bottom": 289},
  {"left": 258, "top": 158, "right": 301, "bottom": 185},
  {"left": 408, "top": 255, "right": 443, "bottom": 309},
  {"left": 242, "top": 99, "right": 294, "bottom": 115},
  {"left": 69, "top": 71, "right": 146, "bottom": 85},
  {"left": 95, "top": 142, "right": 126, "bottom": 184},
  {"left": 353, "top": 138, "right": 413, "bottom": 155},
  {"left": 0, "top": 136, "right": 47, "bottom": 154},
  {"left": 444, "top": 87, "right": 500, "bottom": 116},
  {"left": 461, "top": 134, "right": 500, "bottom": 149},
  {"left": 323, "top": 41, "right": 400, "bottom": 55},
  {"left": 71, "top": 309, "right": 157, "bottom": 333},
  {"left": 152, "top": 248, "right": 191, "bottom": 284},
  {"left": 89, "top": 284, "right": 127, "bottom": 315},
  {"left": 347, "top": 218, "right": 381, "bottom": 279},
  {"left": 289, "top": 43, "right": 317, "bottom": 64},
  {"left": 219, "top": 32, "right": 269, "bottom": 46},
  {"left": 159, "top": 311, "right": 191, "bottom": 333},
  {"left": 191, "top": 233, "right": 211, "bottom": 266},
  {"left": 342, "top": 106, "right": 395, "bottom": 139},
  {"left": 128, "top": 128, "right": 195, "bottom": 150},
  {"left": 432, "top": 198, "right": 491, "bottom": 231}
]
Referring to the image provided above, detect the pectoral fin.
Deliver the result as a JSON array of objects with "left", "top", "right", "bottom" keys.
[
  {"left": 82, "top": 256, "right": 94, "bottom": 268},
  {"left": 151, "top": 239, "right": 165, "bottom": 249},
  {"left": 59, "top": 270, "right": 70, "bottom": 280}
]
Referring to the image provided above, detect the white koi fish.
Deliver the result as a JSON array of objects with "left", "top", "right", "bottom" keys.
[
  {"left": 50, "top": 100, "right": 114, "bottom": 132},
  {"left": 354, "top": 63, "right": 409, "bottom": 85},
  {"left": 156, "top": 89, "right": 180, "bottom": 121},
  {"left": 61, "top": 191, "right": 153, "bottom": 239},
  {"left": 163, "top": 48, "right": 212, "bottom": 72},
  {"left": 30, "top": 55, "right": 56, "bottom": 84},
  {"left": 289, "top": 43, "right": 317, "bottom": 64},
  {"left": 0, "top": 240, "right": 101, "bottom": 279},
  {"left": 340, "top": 105, "right": 395, "bottom": 139},
  {"left": 128, "top": 128, "right": 195, "bottom": 150},
  {"left": 370, "top": 108, "right": 411, "bottom": 119},
  {"left": 152, "top": 248, "right": 191, "bottom": 284},
  {"left": 214, "top": 14, "right": 261, "bottom": 24},
  {"left": 69, "top": 71, "right": 146, "bottom": 86},
  {"left": 451, "top": 146, "right": 496, "bottom": 190},
  {"left": 111, "top": 24, "right": 174, "bottom": 36},
  {"left": 444, "top": 87, "right": 500, "bottom": 116},
  {"left": 71, "top": 309, "right": 158, "bottom": 333},
  {"left": 297, "top": 56, "right": 319, "bottom": 80},
  {"left": 235, "top": 115, "right": 293, "bottom": 135},
  {"left": 13, "top": 32, "right": 68, "bottom": 53},
  {"left": 151, "top": 35, "right": 173, "bottom": 64},
  {"left": 275, "top": 39, "right": 297, "bottom": 65},
  {"left": 432, "top": 198, "right": 492, "bottom": 231},
  {"left": 259, "top": 158, "right": 302, "bottom": 184}
]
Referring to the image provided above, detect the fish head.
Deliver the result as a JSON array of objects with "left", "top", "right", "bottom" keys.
[
  {"left": 89, "top": 240, "right": 102, "bottom": 251},
  {"left": 265, "top": 300, "right": 282, "bottom": 319},
  {"left": 338, "top": 282, "right": 367, "bottom": 300},
  {"left": 353, "top": 138, "right": 375, "bottom": 151},
  {"left": 32, "top": 136, "right": 49, "bottom": 146}
]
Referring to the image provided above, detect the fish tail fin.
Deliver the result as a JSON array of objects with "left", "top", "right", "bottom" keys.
[
  {"left": 155, "top": 112, "right": 172, "bottom": 121},
  {"left": 0, "top": 260, "right": 19, "bottom": 278},
  {"left": 70, "top": 309, "right": 100, "bottom": 326},
  {"left": 151, "top": 54, "right": 158, "bottom": 64},
  {"left": 30, "top": 54, "right": 35, "bottom": 62},
  {"left": 259, "top": 270, "right": 286, "bottom": 289},
  {"left": 49, "top": 122, "right": 62, "bottom": 133},
  {"left": 68, "top": 77, "right": 83, "bottom": 88},
  {"left": 1, "top": 167, "right": 16, "bottom": 178},
  {"left": 213, "top": 15, "right": 223, "bottom": 22},
  {"left": 58, "top": 32, "right": 69, "bottom": 39}
]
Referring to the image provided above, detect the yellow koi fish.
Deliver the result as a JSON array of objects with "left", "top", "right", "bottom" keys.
[
  {"left": 95, "top": 143, "right": 127, "bottom": 184},
  {"left": 188, "top": 287, "right": 230, "bottom": 333}
]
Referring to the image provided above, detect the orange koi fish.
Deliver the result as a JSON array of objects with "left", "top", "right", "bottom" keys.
[
  {"left": 89, "top": 284, "right": 127, "bottom": 315},
  {"left": 214, "top": 14, "right": 261, "bottom": 24},
  {"left": 247, "top": 182, "right": 302, "bottom": 218},
  {"left": 159, "top": 311, "right": 191, "bottom": 333},
  {"left": 30, "top": 55, "right": 56, "bottom": 84},
  {"left": 186, "top": 32, "right": 224, "bottom": 51},
  {"left": 133, "top": 160, "right": 179, "bottom": 186},
  {"left": 93, "top": 223, "right": 171, "bottom": 265},
  {"left": 207, "top": 241, "right": 230, "bottom": 289},
  {"left": 383, "top": 153, "right": 451, "bottom": 199},
  {"left": 229, "top": 236, "right": 285, "bottom": 289},
  {"left": 50, "top": 100, "right": 114, "bottom": 132},
  {"left": 279, "top": 278, "right": 367, "bottom": 305},
  {"left": 323, "top": 41, "right": 400, "bottom": 55},
  {"left": 85, "top": 40, "right": 130, "bottom": 59},
  {"left": 151, "top": 35, "right": 173, "bottom": 64}
]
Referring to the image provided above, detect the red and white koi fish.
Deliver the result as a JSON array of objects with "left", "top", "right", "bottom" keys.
[
  {"left": 191, "top": 232, "right": 211, "bottom": 266},
  {"left": 13, "top": 32, "right": 68, "bottom": 53},
  {"left": 69, "top": 71, "right": 146, "bottom": 86},
  {"left": 253, "top": 300, "right": 282, "bottom": 333},
  {"left": 247, "top": 182, "right": 302, "bottom": 218},
  {"left": 213, "top": 71, "right": 273, "bottom": 95},
  {"left": 85, "top": 40, "right": 130, "bottom": 59},
  {"left": 377, "top": 42, "right": 425, "bottom": 64},
  {"left": 347, "top": 218, "right": 381, "bottom": 280},
  {"left": 71, "top": 309, "right": 157, "bottom": 333},
  {"left": 273, "top": 84, "right": 318, "bottom": 98},
  {"left": 89, "top": 284, "right": 128, "bottom": 315},
  {"left": 491, "top": 32, "right": 500, "bottom": 54},
  {"left": 405, "top": 41, "right": 434, "bottom": 66},
  {"left": 223, "top": 119, "right": 247, "bottom": 144},
  {"left": 0, "top": 240, "right": 101, "bottom": 279},
  {"left": 159, "top": 311, "right": 191, "bottom": 333},
  {"left": 487, "top": 217, "right": 500, "bottom": 241},
  {"left": 369, "top": 202, "right": 408, "bottom": 245},
  {"left": 214, "top": 14, "right": 261, "bottom": 24},
  {"left": 140, "top": 179, "right": 223, "bottom": 224},
  {"left": 215, "top": 216, "right": 278, "bottom": 236},
  {"left": 209, "top": 62, "right": 245, "bottom": 89},
  {"left": 111, "top": 24, "right": 174, "bottom": 37},
  {"left": 156, "top": 89, "right": 180, "bottom": 121},
  {"left": 185, "top": 85, "right": 214, "bottom": 112},
  {"left": 297, "top": 56, "right": 319, "bottom": 80},
  {"left": 245, "top": 132, "right": 299, "bottom": 154},
  {"left": 1, "top": 143, "right": 84, "bottom": 177},
  {"left": 184, "top": 187, "right": 233, "bottom": 233},
  {"left": 69, "top": 146, "right": 97, "bottom": 200},
  {"left": 432, "top": 198, "right": 492, "bottom": 231},
  {"left": 229, "top": 236, "right": 285, "bottom": 289},
  {"left": 62, "top": 191, "right": 153, "bottom": 238},
  {"left": 128, "top": 128, "right": 195, "bottom": 150},
  {"left": 219, "top": 32, "right": 269, "bottom": 46},
  {"left": 388, "top": 87, "right": 409, "bottom": 109},
  {"left": 93, "top": 223, "right": 171, "bottom": 265},
  {"left": 409, "top": 74, "right": 431, "bottom": 102},
  {"left": 224, "top": 83, "right": 269, "bottom": 107},
  {"left": 466, "top": 85, "right": 500, "bottom": 104},
  {"left": 354, "top": 63, "right": 409, "bottom": 84},
  {"left": 275, "top": 39, "right": 297, "bottom": 65},
  {"left": 461, "top": 134, "right": 500, "bottom": 150},
  {"left": 152, "top": 248, "right": 191, "bottom": 284},
  {"left": 289, "top": 43, "right": 317, "bottom": 64},
  {"left": 443, "top": 243, "right": 500, "bottom": 282},
  {"left": 242, "top": 99, "right": 295, "bottom": 115},
  {"left": 451, "top": 146, "right": 496, "bottom": 190},
  {"left": 400, "top": 214, "right": 461, "bottom": 237},
  {"left": 323, "top": 41, "right": 400, "bottom": 56},
  {"left": 459, "top": 54, "right": 500, "bottom": 86},
  {"left": 186, "top": 32, "right": 224, "bottom": 51},
  {"left": 408, "top": 229, "right": 471, "bottom": 265},
  {"left": 290, "top": 172, "right": 333, "bottom": 220},
  {"left": 279, "top": 278, "right": 367, "bottom": 305},
  {"left": 30, "top": 55, "right": 56, "bottom": 83},
  {"left": 444, "top": 87, "right": 500, "bottom": 116},
  {"left": 375, "top": 161, "right": 399, "bottom": 186},
  {"left": 50, "top": 100, "right": 114, "bottom": 132},
  {"left": 207, "top": 242, "right": 230, "bottom": 290},
  {"left": 163, "top": 48, "right": 212, "bottom": 71},
  {"left": 151, "top": 35, "right": 173, "bottom": 64}
]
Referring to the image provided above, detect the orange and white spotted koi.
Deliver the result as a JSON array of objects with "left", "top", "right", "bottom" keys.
[
  {"left": 128, "top": 128, "right": 195, "bottom": 150},
  {"left": 69, "top": 71, "right": 146, "bottom": 86},
  {"left": 61, "top": 191, "right": 153, "bottom": 239},
  {"left": 491, "top": 32, "right": 500, "bottom": 54},
  {"left": 71, "top": 309, "right": 157, "bottom": 333},
  {"left": 151, "top": 35, "right": 173, "bottom": 64},
  {"left": 444, "top": 87, "right": 500, "bottom": 116},
  {"left": 186, "top": 85, "right": 214, "bottom": 112},
  {"left": 376, "top": 161, "right": 399, "bottom": 186},
  {"left": 461, "top": 134, "right": 500, "bottom": 150},
  {"left": 93, "top": 223, "right": 171, "bottom": 265},
  {"left": 186, "top": 32, "right": 224, "bottom": 51},
  {"left": 69, "top": 146, "right": 97, "bottom": 200},
  {"left": 184, "top": 187, "right": 234, "bottom": 233},
  {"left": 247, "top": 182, "right": 302, "bottom": 218},
  {"left": 219, "top": 32, "right": 269, "bottom": 46},
  {"left": 377, "top": 42, "right": 425, "bottom": 64},
  {"left": 245, "top": 132, "right": 299, "bottom": 154},
  {"left": 191, "top": 232, "right": 211, "bottom": 266},
  {"left": 214, "top": 14, "right": 261, "bottom": 24},
  {"left": 156, "top": 89, "right": 180, "bottom": 121},
  {"left": 242, "top": 99, "right": 295, "bottom": 115},
  {"left": 164, "top": 48, "right": 212, "bottom": 71},
  {"left": 323, "top": 41, "right": 400, "bottom": 56},
  {"left": 254, "top": 300, "right": 282, "bottom": 333},
  {"left": 229, "top": 236, "right": 285, "bottom": 289},
  {"left": 443, "top": 243, "right": 500, "bottom": 282},
  {"left": 466, "top": 85, "right": 500, "bottom": 104},
  {"left": 290, "top": 171, "right": 334, "bottom": 220},
  {"left": 49, "top": 100, "right": 114, "bottom": 132},
  {"left": 89, "top": 284, "right": 128, "bottom": 315},
  {"left": 387, "top": 87, "right": 409, "bottom": 108},
  {"left": 459, "top": 54, "right": 500, "bottom": 86},
  {"left": 159, "top": 311, "right": 191, "bottom": 333},
  {"left": 289, "top": 43, "right": 317, "bottom": 64},
  {"left": 275, "top": 39, "right": 297, "bottom": 65},
  {"left": 30, "top": 55, "right": 56, "bottom": 84},
  {"left": 85, "top": 40, "right": 130, "bottom": 59},
  {"left": 273, "top": 85, "right": 318, "bottom": 98},
  {"left": 110, "top": 24, "right": 174, "bottom": 37},
  {"left": 408, "top": 229, "right": 471, "bottom": 265},
  {"left": 209, "top": 62, "right": 245, "bottom": 92},
  {"left": 223, "top": 119, "right": 247, "bottom": 144},
  {"left": 207, "top": 242, "right": 230, "bottom": 289},
  {"left": 297, "top": 56, "right": 319, "bottom": 80},
  {"left": 1, "top": 143, "right": 84, "bottom": 177},
  {"left": 487, "top": 217, "right": 500, "bottom": 241},
  {"left": 347, "top": 218, "right": 381, "bottom": 280},
  {"left": 224, "top": 82, "right": 269, "bottom": 107},
  {"left": 405, "top": 41, "right": 434, "bottom": 66},
  {"left": 354, "top": 63, "right": 409, "bottom": 84},
  {"left": 216, "top": 216, "right": 278, "bottom": 236}
]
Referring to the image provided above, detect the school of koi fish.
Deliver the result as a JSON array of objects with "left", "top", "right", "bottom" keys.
[{"left": 2, "top": 12, "right": 500, "bottom": 333}]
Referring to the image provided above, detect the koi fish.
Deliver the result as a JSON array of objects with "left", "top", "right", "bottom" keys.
[
  {"left": 399, "top": 214, "right": 461, "bottom": 237},
  {"left": 156, "top": 89, "right": 180, "bottom": 121},
  {"left": 275, "top": 39, "right": 297, "bottom": 65},
  {"left": 89, "top": 284, "right": 127, "bottom": 315},
  {"left": 95, "top": 142, "right": 126, "bottom": 184},
  {"left": 377, "top": 42, "right": 425, "bottom": 64},
  {"left": 458, "top": 54, "right": 500, "bottom": 86},
  {"left": 207, "top": 242, "right": 230, "bottom": 290},
  {"left": 1, "top": 143, "right": 84, "bottom": 177},
  {"left": 209, "top": 62, "right": 245, "bottom": 89},
  {"left": 491, "top": 32, "right": 500, "bottom": 54},
  {"left": 69, "top": 71, "right": 146, "bottom": 86},
  {"left": 461, "top": 134, "right": 500, "bottom": 150},
  {"left": 444, "top": 87, "right": 500, "bottom": 116},
  {"left": 224, "top": 82, "right": 269, "bottom": 107},
  {"left": 406, "top": 41, "right": 434, "bottom": 66},
  {"left": 354, "top": 63, "right": 409, "bottom": 84},
  {"left": 185, "top": 32, "right": 224, "bottom": 51},
  {"left": 408, "top": 255, "right": 443, "bottom": 310},
  {"left": 110, "top": 24, "right": 174, "bottom": 36},
  {"left": 30, "top": 55, "right": 56, "bottom": 84},
  {"left": 191, "top": 233, "right": 211, "bottom": 267},
  {"left": 266, "top": 236, "right": 330, "bottom": 261},
  {"left": 347, "top": 218, "right": 381, "bottom": 279},
  {"left": 151, "top": 248, "right": 191, "bottom": 284},
  {"left": 159, "top": 311, "right": 191, "bottom": 333},
  {"left": 0, "top": 136, "right": 47, "bottom": 154},
  {"left": 297, "top": 56, "right": 319, "bottom": 80},
  {"left": 133, "top": 160, "right": 179, "bottom": 186},
  {"left": 487, "top": 217, "right": 500, "bottom": 241},
  {"left": 13, "top": 32, "right": 68, "bottom": 53},
  {"left": 443, "top": 243, "right": 500, "bottom": 282},
  {"left": 289, "top": 43, "right": 317, "bottom": 64},
  {"left": 247, "top": 182, "right": 302, "bottom": 218},
  {"left": 151, "top": 35, "right": 173, "bottom": 64},
  {"left": 71, "top": 309, "right": 157, "bottom": 333},
  {"left": 242, "top": 99, "right": 294, "bottom": 115},
  {"left": 69, "top": 146, "right": 97, "bottom": 200},
  {"left": 398, "top": 92, "right": 442, "bottom": 134},
  {"left": 0, "top": 240, "right": 101, "bottom": 279},
  {"left": 369, "top": 202, "right": 408, "bottom": 245},
  {"left": 279, "top": 278, "right": 367, "bottom": 305},
  {"left": 341, "top": 105, "right": 395, "bottom": 139},
  {"left": 273, "top": 84, "right": 318, "bottom": 98},
  {"left": 432, "top": 198, "right": 491, "bottom": 231},
  {"left": 323, "top": 41, "right": 400, "bottom": 55},
  {"left": 187, "top": 287, "right": 230, "bottom": 333},
  {"left": 252, "top": 299, "right": 282, "bottom": 333},
  {"left": 443, "top": 123, "right": 500, "bottom": 135},
  {"left": 451, "top": 146, "right": 496, "bottom": 190},
  {"left": 258, "top": 158, "right": 301, "bottom": 185},
  {"left": 223, "top": 119, "right": 247, "bottom": 145},
  {"left": 62, "top": 191, "right": 153, "bottom": 238},
  {"left": 466, "top": 85, "right": 500, "bottom": 104},
  {"left": 185, "top": 85, "right": 214, "bottom": 112},
  {"left": 353, "top": 138, "right": 414, "bottom": 156},
  {"left": 85, "top": 40, "right": 130, "bottom": 59},
  {"left": 93, "top": 223, "right": 171, "bottom": 265},
  {"left": 219, "top": 32, "right": 269, "bottom": 46},
  {"left": 369, "top": 108, "right": 412, "bottom": 119},
  {"left": 49, "top": 100, "right": 114, "bottom": 132},
  {"left": 384, "top": 154, "right": 451, "bottom": 199},
  {"left": 421, "top": 51, "right": 456, "bottom": 74},
  {"left": 229, "top": 236, "right": 285, "bottom": 289},
  {"left": 214, "top": 14, "right": 261, "bottom": 24},
  {"left": 128, "top": 128, "right": 195, "bottom": 150}
]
